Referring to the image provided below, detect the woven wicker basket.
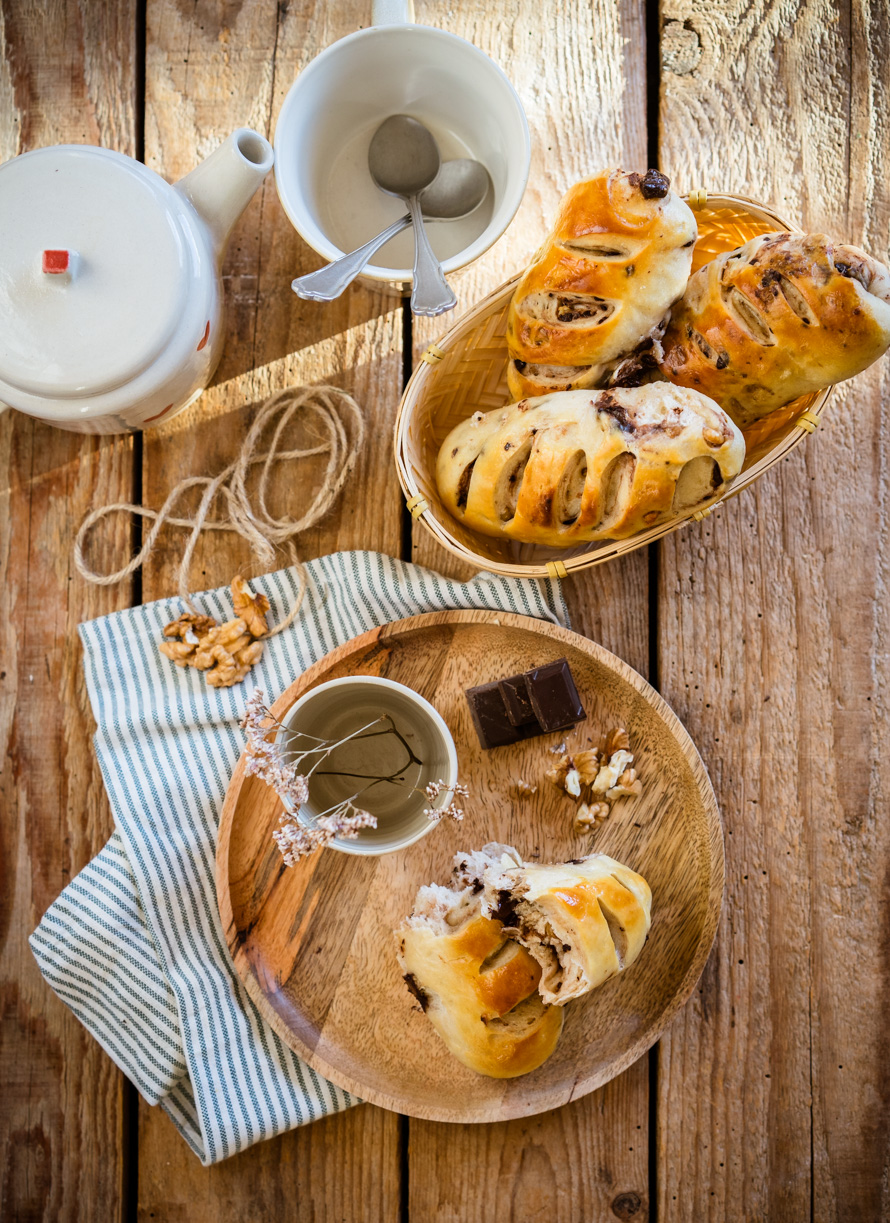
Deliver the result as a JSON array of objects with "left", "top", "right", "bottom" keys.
[{"left": 394, "top": 192, "right": 832, "bottom": 578}]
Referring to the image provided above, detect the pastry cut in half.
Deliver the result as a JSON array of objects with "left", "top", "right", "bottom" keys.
[
  {"left": 436, "top": 384, "right": 745, "bottom": 547},
  {"left": 482, "top": 852, "right": 653, "bottom": 1006},
  {"left": 506, "top": 168, "right": 697, "bottom": 399},
  {"left": 395, "top": 844, "right": 564, "bottom": 1079}
]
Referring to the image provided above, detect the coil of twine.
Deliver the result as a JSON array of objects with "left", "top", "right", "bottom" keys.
[{"left": 74, "top": 384, "right": 365, "bottom": 636}]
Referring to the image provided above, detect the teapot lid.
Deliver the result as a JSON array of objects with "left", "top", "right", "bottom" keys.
[{"left": 0, "top": 145, "right": 195, "bottom": 400}]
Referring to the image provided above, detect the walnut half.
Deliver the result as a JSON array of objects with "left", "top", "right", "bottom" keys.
[{"left": 231, "top": 575, "right": 270, "bottom": 639}]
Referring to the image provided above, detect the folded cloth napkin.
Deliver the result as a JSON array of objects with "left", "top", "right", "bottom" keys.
[{"left": 31, "top": 551, "right": 568, "bottom": 1164}]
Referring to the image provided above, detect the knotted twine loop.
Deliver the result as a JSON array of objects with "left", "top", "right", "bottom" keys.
[{"left": 74, "top": 384, "right": 365, "bottom": 637}]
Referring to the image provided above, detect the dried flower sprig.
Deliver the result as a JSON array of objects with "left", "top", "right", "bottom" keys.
[
  {"left": 273, "top": 804, "right": 376, "bottom": 866},
  {"left": 240, "top": 689, "right": 469, "bottom": 863},
  {"left": 423, "top": 779, "right": 469, "bottom": 822},
  {"left": 241, "top": 690, "right": 384, "bottom": 861}
]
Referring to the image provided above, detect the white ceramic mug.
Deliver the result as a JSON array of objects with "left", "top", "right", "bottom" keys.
[
  {"left": 278, "top": 675, "right": 458, "bottom": 856},
  {"left": 273, "top": 1, "right": 530, "bottom": 291}
]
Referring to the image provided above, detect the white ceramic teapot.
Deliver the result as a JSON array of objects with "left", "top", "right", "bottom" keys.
[{"left": 0, "top": 128, "right": 273, "bottom": 434}]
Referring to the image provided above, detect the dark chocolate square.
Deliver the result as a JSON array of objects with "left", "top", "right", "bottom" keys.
[
  {"left": 498, "top": 673, "right": 537, "bottom": 727},
  {"left": 525, "top": 658, "right": 586, "bottom": 732},
  {"left": 466, "top": 682, "right": 525, "bottom": 749}
]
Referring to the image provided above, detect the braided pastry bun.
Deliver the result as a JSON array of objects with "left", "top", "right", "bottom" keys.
[
  {"left": 658, "top": 232, "right": 890, "bottom": 426},
  {"left": 483, "top": 852, "right": 652, "bottom": 1006},
  {"left": 396, "top": 845, "right": 564, "bottom": 1078},
  {"left": 506, "top": 169, "right": 697, "bottom": 400},
  {"left": 436, "top": 385, "right": 745, "bottom": 548}
]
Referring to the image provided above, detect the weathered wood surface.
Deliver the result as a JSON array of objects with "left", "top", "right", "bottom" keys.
[
  {"left": 0, "top": 3, "right": 137, "bottom": 1221},
  {"left": 657, "top": 1, "right": 890, "bottom": 1220},
  {"left": 3, "top": 0, "right": 889, "bottom": 1219},
  {"left": 137, "top": 3, "right": 405, "bottom": 1219}
]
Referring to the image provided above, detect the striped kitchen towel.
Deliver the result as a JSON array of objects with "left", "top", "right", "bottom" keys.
[{"left": 30, "top": 551, "right": 568, "bottom": 1164}]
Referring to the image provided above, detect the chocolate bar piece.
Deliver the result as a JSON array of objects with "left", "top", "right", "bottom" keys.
[
  {"left": 498, "top": 673, "right": 537, "bottom": 727},
  {"left": 526, "top": 658, "right": 586, "bottom": 732},
  {"left": 466, "top": 682, "right": 531, "bottom": 749},
  {"left": 466, "top": 658, "right": 586, "bottom": 749}
]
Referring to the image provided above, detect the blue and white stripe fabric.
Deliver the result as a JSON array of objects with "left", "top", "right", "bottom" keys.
[{"left": 30, "top": 551, "right": 568, "bottom": 1164}]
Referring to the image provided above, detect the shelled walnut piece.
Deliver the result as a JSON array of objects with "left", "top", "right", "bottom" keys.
[
  {"left": 158, "top": 578, "right": 270, "bottom": 688},
  {"left": 546, "top": 727, "right": 642, "bottom": 832}
]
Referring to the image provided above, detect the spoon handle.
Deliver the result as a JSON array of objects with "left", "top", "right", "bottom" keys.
[
  {"left": 291, "top": 214, "right": 412, "bottom": 301},
  {"left": 406, "top": 194, "right": 457, "bottom": 317}
]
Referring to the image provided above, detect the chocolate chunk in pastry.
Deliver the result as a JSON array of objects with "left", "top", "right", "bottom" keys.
[
  {"left": 506, "top": 169, "right": 697, "bottom": 400},
  {"left": 659, "top": 232, "right": 890, "bottom": 426}
]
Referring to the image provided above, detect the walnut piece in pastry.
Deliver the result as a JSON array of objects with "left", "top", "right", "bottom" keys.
[
  {"left": 483, "top": 852, "right": 652, "bottom": 1006},
  {"left": 396, "top": 844, "right": 564, "bottom": 1078},
  {"left": 506, "top": 168, "right": 697, "bottom": 399},
  {"left": 436, "top": 384, "right": 745, "bottom": 547},
  {"left": 659, "top": 232, "right": 890, "bottom": 425}
]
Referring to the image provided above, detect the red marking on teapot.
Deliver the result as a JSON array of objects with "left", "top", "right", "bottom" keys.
[
  {"left": 197, "top": 321, "right": 210, "bottom": 351},
  {"left": 42, "top": 249, "right": 70, "bottom": 274}
]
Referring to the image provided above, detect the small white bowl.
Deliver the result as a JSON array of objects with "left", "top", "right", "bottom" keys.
[{"left": 277, "top": 676, "right": 458, "bottom": 856}]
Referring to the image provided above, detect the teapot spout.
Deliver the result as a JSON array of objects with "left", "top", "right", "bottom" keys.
[{"left": 175, "top": 128, "right": 273, "bottom": 256}]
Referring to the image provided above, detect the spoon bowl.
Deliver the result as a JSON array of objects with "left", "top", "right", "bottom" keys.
[
  {"left": 368, "top": 115, "right": 441, "bottom": 199},
  {"left": 422, "top": 159, "right": 491, "bottom": 220}
]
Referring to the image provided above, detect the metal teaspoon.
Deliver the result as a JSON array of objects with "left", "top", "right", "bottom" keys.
[
  {"left": 368, "top": 114, "right": 457, "bottom": 316},
  {"left": 291, "top": 158, "right": 490, "bottom": 304}
]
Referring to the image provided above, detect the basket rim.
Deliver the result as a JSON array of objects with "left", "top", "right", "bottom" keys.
[{"left": 394, "top": 191, "right": 833, "bottom": 578}]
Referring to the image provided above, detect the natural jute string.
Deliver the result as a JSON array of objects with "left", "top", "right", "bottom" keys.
[{"left": 74, "top": 384, "right": 365, "bottom": 636}]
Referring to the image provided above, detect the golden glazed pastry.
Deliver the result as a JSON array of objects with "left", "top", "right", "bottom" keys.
[
  {"left": 483, "top": 852, "right": 652, "bottom": 1006},
  {"left": 659, "top": 232, "right": 890, "bottom": 426},
  {"left": 396, "top": 845, "right": 564, "bottom": 1078},
  {"left": 436, "top": 385, "right": 745, "bottom": 547},
  {"left": 506, "top": 169, "right": 697, "bottom": 399}
]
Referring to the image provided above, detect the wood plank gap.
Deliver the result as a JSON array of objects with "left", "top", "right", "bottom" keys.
[
  {"left": 398, "top": 1112, "right": 410, "bottom": 1223},
  {"left": 398, "top": 302, "right": 412, "bottom": 1211},
  {"left": 129, "top": 0, "right": 146, "bottom": 615},
  {"left": 130, "top": 432, "right": 143, "bottom": 610},
  {"left": 393, "top": 160, "right": 416, "bottom": 1176},
  {"left": 648, "top": 1047, "right": 659, "bottom": 1223},
  {"left": 645, "top": 0, "right": 661, "bottom": 170},
  {"left": 134, "top": 0, "right": 146, "bottom": 162},
  {"left": 400, "top": 301, "right": 413, "bottom": 564},
  {"left": 646, "top": 3, "right": 662, "bottom": 1219},
  {"left": 127, "top": 4, "right": 146, "bottom": 1218},
  {"left": 122, "top": 1075, "right": 139, "bottom": 1223}
]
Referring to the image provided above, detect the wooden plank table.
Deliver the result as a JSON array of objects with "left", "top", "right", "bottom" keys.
[{"left": 1, "top": 2, "right": 887, "bottom": 1219}]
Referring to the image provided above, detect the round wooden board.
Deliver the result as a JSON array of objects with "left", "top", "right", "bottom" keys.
[{"left": 217, "top": 611, "right": 724, "bottom": 1123}]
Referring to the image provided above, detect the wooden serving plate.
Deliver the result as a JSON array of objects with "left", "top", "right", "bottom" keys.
[{"left": 217, "top": 611, "right": 723, "bottom": 1123}]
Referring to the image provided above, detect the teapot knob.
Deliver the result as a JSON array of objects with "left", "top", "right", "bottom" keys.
[{"left": 42, "top": 249, "right": 74, "bottom": 277}]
